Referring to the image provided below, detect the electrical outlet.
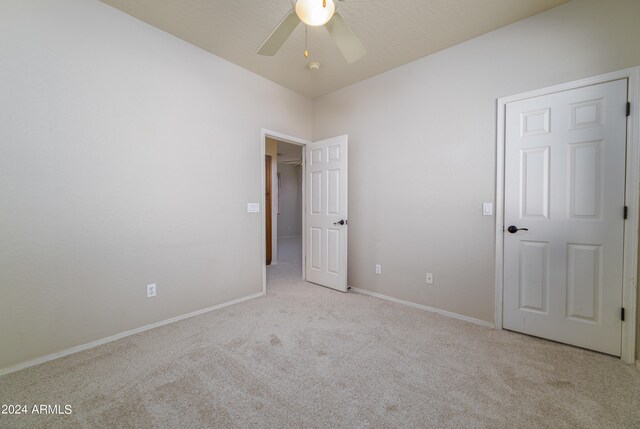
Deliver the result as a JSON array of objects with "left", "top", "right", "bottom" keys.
[
  {"left": 425, "top": 273, "right": 433, "bottom": 285},
  {"left": 375, "top": 264, "right": 382, "bottom": 275},
  {"left": 147, "top": 283, "right": 156, "bottom": 298}
]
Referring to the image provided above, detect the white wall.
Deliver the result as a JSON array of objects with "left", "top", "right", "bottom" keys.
[
  {"left": 277, "top": 163, "right": 302, "bottom": 238},
  {"left": 0, "top": 0, "right": 312, "bottom": 371},
  {"left": 313, "top": 0, "right": 640, "bottom": 324}
]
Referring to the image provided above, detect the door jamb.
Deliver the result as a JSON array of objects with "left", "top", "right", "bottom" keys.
[
  {"left": 261, "top": 129, "right": 310, "bottom": 295},
  {"left": 495, "top": 66, "right": 640, "bottom": 364}
]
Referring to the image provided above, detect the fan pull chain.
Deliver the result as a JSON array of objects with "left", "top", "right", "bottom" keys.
[
  {"left": 323, "top": 0, "right": 326, "bottom": 7},
  {"left": 304, "top": 25, "right": 309, "bottom": 58}
]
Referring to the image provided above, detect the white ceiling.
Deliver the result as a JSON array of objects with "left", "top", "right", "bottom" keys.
[{"left": 100, "top": 0, "right": 570, "bottom": 99}]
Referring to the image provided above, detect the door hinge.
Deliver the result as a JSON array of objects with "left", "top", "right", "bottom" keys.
[
  {"left": 624, "top": 206, "right": 628, "bottom": 219},
  {"left": 627, "top": 102, "right": 631, "bottom": 117},
  {"left": 621, "top": 307, "right": 625, "bottom": 321}
]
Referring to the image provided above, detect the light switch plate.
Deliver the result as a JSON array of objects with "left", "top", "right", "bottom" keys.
[
  {"left": 482, "top": 202, "right": 493, "bottom": 216},
  {"left": 247, "top": 203, "right": 260, "bottom": 213}
]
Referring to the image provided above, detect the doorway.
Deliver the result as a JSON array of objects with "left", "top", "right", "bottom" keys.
[
  {"left": 260, "top": 129, "right": 350, "bottom": 295},
  {"left": 265, "top": 154, "right": 272, "bottom": 265},
  {"left": 495, "top": 67, "right": 640, "bottom": 363},
  {"left": 274, "top": 140, "right": 304, "bottom": 283},
  {"left": 261, "top": 130, "right": 309, "bottom": 294}
]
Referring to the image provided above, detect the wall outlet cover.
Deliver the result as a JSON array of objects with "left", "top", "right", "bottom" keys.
[{"left": 147, "top": 283, "right": 157, "bottom": 298}]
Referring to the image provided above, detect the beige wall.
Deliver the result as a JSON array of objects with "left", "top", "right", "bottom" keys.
[
  {"left": 0, "top": 0, "right": 312, "bottom": 371},
  {"left": 313, "top": 0, "right": 640, "bottom": 324}
]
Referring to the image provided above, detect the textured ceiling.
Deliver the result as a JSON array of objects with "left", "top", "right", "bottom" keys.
[{"left": 99, "top": 0, "right": 570, "bottom": 99}]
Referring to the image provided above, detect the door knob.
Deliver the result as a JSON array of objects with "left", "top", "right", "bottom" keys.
[
  {"left": 333, "top": 219, "right": 346, "bottom": 225},
  {"left": 507, "top": 225, "right": 529, "bottom": 234}
]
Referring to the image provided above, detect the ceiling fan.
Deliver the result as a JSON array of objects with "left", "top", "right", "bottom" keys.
[{"left": 257, "top": 0, "right": 366, "bottom": 64}]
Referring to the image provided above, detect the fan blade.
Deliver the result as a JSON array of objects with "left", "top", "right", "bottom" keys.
[
  {"left": 325, "top": 12, "right": 366, "bottom": 63},
  {"left": 257, "top": 10, "right": 300, "bottom": 56}
]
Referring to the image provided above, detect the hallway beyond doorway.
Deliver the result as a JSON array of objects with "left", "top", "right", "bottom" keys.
[{"left": 267, "top": 237, "right": 302, "bottom": 288}]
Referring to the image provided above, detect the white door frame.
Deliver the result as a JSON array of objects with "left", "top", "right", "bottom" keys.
[
  {"left": 261, "top": 129, "right": 310, "bottom": 295},
  {"left": 495, "top": 66, "right": 640, "bottom": 364}
]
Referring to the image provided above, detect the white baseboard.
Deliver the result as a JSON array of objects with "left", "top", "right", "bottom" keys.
[
  {"left": 350, "top": 287, "right": 494, "bottom": 329},
  {"left": 0, "top": 291, "right": 265, "bottom": 377}
]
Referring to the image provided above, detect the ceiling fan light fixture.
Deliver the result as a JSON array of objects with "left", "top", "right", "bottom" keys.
[{"left": 295, "top": 0, "right": 336, "bottom": 26}]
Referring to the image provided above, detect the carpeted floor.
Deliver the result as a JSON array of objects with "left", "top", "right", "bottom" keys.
[{"left": 1, "top": 237, "right": 639, "bottom": 428}]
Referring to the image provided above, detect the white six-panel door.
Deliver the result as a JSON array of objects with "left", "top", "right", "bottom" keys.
[
  {"left": 503, "top": 79, "right": 628, "bottom": 355},
  {"left": 305, "top": 135, "right": 348, "bottom": 292}
]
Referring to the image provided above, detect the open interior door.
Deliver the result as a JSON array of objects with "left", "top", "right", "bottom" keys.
[{"left": 305, "top": 135, "right": 348, "bottom": 292}]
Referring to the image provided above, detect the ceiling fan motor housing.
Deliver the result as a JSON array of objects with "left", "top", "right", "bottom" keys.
[{"left": 295, "top": 0, "right": 336, "bottom": 26}]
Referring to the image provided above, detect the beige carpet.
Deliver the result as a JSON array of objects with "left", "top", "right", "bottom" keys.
[{"left": 1, "top": 237, "right": 639, "bottom": 428}]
